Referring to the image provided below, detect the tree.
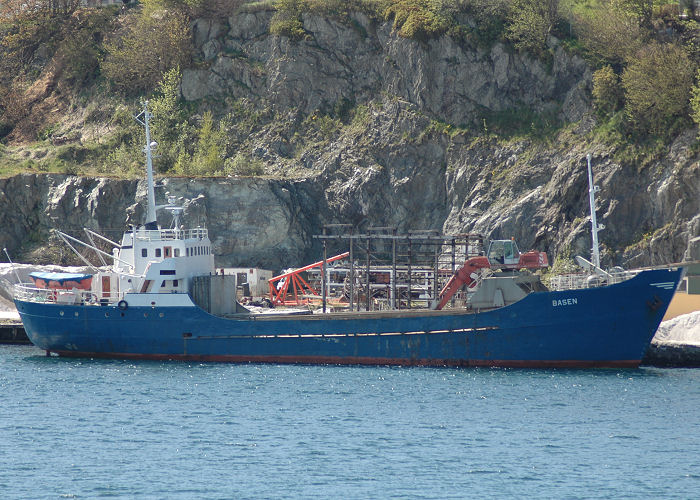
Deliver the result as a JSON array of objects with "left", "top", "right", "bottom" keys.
[
  {"left": 616, "top": 0, "right": 655, "bottom": 29},
  {"left": 150, "top": 67, "right": 186, "bottom": 172},
  {"left": 621, "top": 43, "right": 694, "bottom": 136},
  {"left": 505, "top": 0, "right": 559, "bottom": 57},
  {"left": 270, "top": 0, "right": 306, "bottom": 40},
  {"left": 102, "top": 5, "right": 192, "bottom": 94},
  {"left": 573, "top": 2, "right": 646, "bottom": 67},
  {"left": 192, "top": 111, "right": 225, "bottom": 175},
  {"left": 689, "top": 68, "right": 700, "bottom": 129},
  {"left": 142, "top": 0, "right": 244, "bottom": 18},
  {"left": 0, "top": 0, "right": 81, "bottom": 19},
  {"left": 592, "top": 65, "right": 622, "bottom": 117}
]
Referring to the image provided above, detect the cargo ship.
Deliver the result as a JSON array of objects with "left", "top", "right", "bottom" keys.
[{"left": 12, "top": 105, "right": 684, "bottom": 367}]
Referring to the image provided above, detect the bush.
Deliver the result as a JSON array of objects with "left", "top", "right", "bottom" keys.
[
  {"left": 270, "top": 0, "right": 307, "bottom": 40},
  {"left": 460, "top": 0, "right": 508, "bottom": 47},
  {"left": 478, "top": 105, "right": 561, "bottom": 139},
  {"left": 193, "top": 111, "right": 225, "bottom": 174},
  {"left": 175, "top": 111, "right": 227, "bottom": 175},
  {"left": 0, "top": 13, "right": 61, "bottom": 78},
  {"left": 225, "top": 153, "right": 265, "bottom": 176},
  {"left": 383, "top": 0, "right": 454, "bottom": 40},
  {"left": 689, "top": 69, "right": 700, "bottom": 130},
  {"left": 270, "top": 18, "right": 307, "bottom": 39},
  {"left": 592, "top": 65, "right": 622, "bottom": 117},
  {"left": 505, "top": 0, "right": 560, "bottom": 57},
  {"left": 0, "top": 120, "right": 12, "bottom": 139},
  {"left": 572, "top": 3, "right": 644, "bottom": 66},
  {"left": 622, "top": 43, "right": 694, "bottom": 137},
  {"left": 102, "top": 6, "right": 192, "bottom": 94},
  {"left": 0, "top": 84, "right": 30, "bottom": 129},
  {"left": 59, "top": 10, "right": 115, "bottom": 87},
  {"left": 149, "top": 67, "right": 187, "bottom": 172},
  {"left": 181, "top": 0, "right": 245, "bottom": 18}
]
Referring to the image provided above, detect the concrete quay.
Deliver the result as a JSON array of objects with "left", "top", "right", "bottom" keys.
[{"left": 0, "top": 322, "right": 28, "bottom": 344}]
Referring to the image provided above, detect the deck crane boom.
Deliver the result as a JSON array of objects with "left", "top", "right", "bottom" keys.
[{"left": 432, "top": 239, "right": 549, "bottom": 310}]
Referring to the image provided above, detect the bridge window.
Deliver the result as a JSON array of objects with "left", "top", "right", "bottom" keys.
[
  {"left": 141, "top": 248, "right": 147, "bottom": 257},
  {"left": 174, "top": 248, "right": 180, "bottom": 257},
  {"left": 155, "top": 248, "right": 162, "bottom": 258}
]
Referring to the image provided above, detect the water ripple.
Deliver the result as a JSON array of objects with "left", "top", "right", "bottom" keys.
[{"left": 1, "top": 345, "right": 700, "bottom": 498}]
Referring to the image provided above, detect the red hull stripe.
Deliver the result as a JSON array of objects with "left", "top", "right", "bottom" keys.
[{"left": 51, "top": 351, "right": 641, "bottom": 369}]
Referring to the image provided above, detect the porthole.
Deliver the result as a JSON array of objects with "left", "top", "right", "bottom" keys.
[
  {"left": 59, "top": 311, "right": 64, "bottom": 316},
  {"left": 74, "top": 312, "right": 79, "bottom": 317},
  {"left": 159, "top": 312, "right": 164, "bottom": 318}
]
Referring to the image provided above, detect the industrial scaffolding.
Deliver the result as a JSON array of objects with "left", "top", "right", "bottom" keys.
[{"left": 307, "top": 228, "right": 485, "bottom": 312}]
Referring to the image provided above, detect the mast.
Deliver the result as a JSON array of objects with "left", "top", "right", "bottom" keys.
[
  {"left": 134, "top": 101, "right": 157, "bottom": 229},
  {"left": 586, "top": 153, "right": 605, "bottom": 270}
]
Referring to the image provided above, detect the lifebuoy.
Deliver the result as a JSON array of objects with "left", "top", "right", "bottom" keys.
[{"left": 117, "top": 300, "right": 128, "bottom": 311}]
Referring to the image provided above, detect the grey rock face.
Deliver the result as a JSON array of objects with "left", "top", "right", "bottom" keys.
[
  {"left": 1, "top": 113, "right": 697, "bottom": 271},
  {"left": 2, "top": 11, "right": 698, "bottom": 271},
  {"left": 183, "top": 11, "right": 589, "bottom": 125}
]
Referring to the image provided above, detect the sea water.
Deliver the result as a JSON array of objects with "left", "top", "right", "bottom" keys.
[{"left": 1, "top": 345, "right": 699, "bottom": 499}]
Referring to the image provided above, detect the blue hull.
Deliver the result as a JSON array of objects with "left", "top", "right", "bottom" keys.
[{"left": 15, "top": 268, "right": 683, "bottom": 368}]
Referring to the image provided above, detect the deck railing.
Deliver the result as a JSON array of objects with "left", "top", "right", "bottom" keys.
[
  {"left": 546, "top": 270, "right": 639, "bottom": 291},
  {"left": 13, "top": 283, "right": 124, "bottom": 305},
  {"left": 132, "top": 228, "right": 208, "bottom": 242}
]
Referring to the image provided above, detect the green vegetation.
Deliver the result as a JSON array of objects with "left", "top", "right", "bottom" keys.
[
  {"left": 621, "top": 43, "right": 694, "bottom": 137},
  {"left": 225, "top": 152, "right": 265, "bottom": 176},
  {"left": 102, "top": 3, "right": 192, "bottom": 94},
  {"left": 478, "top": 105, "right": 561, "bottom": 140},
  {"left": 270, "top": 0, "right": 307, "bottom": 39},
  {"left": 592, "top": 65, "right": 623, "bottom": 119},
  {"left": 505, "top": 0, "right": 560, "bottom": 57},
  {"left": 690, "top": 69, "right": 700, "bottom": 129},
  {"left": 382, "top": 0, "right": 453, "bottom": 40},
  {"left": 1, "top": 0, "right": 700, "bottom": 179}
]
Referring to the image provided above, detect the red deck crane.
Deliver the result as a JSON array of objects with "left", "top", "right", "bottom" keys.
[
  {"left": 268, "top": 252, "right": 349, "bottom": 306},
  {"left": 432, "top": 239, "right": 549, "bottom": 310}
]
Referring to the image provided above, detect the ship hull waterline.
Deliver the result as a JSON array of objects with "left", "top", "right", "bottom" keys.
[{"left": 15, "top": 268, "right": 682, "bottom": 369}]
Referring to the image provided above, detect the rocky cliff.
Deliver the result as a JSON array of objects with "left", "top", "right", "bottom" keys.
[{"left": 0, "top": 9, "right": 698, "bottom": 270}]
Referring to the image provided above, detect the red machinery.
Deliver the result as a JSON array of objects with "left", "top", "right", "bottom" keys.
[
  {"left": 268, "top": 252, "right": 349, "bottom": 306},
  {"left": 432, "top": 256, "right": 491, "bottom": 310},
  {"left": 485, "top": 239, "right": 549, "bottom": 270},
  {"left": 432, "top": 239, "right": 549, "bottom": 310}
]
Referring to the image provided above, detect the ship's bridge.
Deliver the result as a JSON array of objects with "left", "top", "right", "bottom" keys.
[{"left": 115, "top": 226, "right": 214, "bottom": 280}]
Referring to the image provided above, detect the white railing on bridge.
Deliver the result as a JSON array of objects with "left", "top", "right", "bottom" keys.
[{"left": 132, "top": 228, "right": 208, "bottom": 242}]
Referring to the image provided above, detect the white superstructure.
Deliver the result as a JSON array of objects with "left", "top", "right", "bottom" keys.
[{"left": 15, "top": 102, "right": 216, "bottom": 307}]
